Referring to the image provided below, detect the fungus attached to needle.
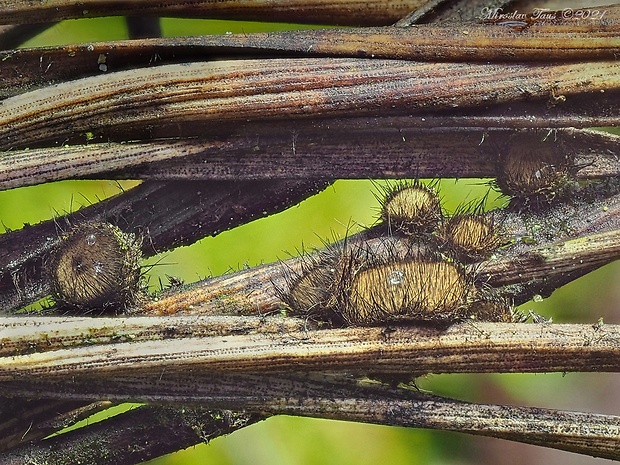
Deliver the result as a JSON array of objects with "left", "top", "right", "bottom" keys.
[
  {"left": 49, "top": 222, "right": 143, "bottom": 314},
  {"left": 378, "top": 181, "right": 443, "bottom": 234},
  {"left": 343, "top": 259, "right": 473, "bottom": 325},
  {"left": 494, "top": 133, "right": 576, "bottom": 207},
  {"left": 439, "top": 213, "right": 504, "bottom": 262}
]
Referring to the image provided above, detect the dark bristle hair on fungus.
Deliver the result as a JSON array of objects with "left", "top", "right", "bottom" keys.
[
  {"left": 377, "top": 180, "right": 443, "bottom": 235},
  {"left": 494, "top": 131, "right": 576, "bottom": 208},
  {"left": 49, "top": 222, "right": 143, "bottom": 314}
]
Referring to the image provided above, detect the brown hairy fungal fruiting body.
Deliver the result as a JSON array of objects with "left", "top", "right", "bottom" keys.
[
  {"left": 494, "top": 132, "right": 576, "bottom": 206},
  {"left": 439, "top": 213, "right": 504, "bottom": 262},
  {"left": 282, "top": 241, "right": 349, "bottom": 325},
  {"left": 378, "top": 181, "right": 442, "bottom": 234},
  {"left": 49, "top": 222, "right": 142, "bottom": 313},
  {"left": 286, "top": 262, "right": 341, "bottom": 323},
  {"left": 467, "top": 294, "right": 513, "bottom": 323},
  {"left": 343, "top": 259, "right": 472, "bottom": 325}
]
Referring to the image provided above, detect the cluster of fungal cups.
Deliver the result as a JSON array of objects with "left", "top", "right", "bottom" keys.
[
  {"left": 285, "top": 130, "right": 581, "bottom": 327},
  {"left": 284, "top": 182, "right": 511, "bottom": 327}
]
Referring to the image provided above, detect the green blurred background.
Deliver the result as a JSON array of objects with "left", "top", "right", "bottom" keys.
[{"left": 3, "top": 15, "right": 620, "bottom": 465}]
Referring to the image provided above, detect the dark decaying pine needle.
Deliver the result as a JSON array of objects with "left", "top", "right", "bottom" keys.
[
  {"left": 0, "top": 0, "right": 429, "bottom": 26},
  {"left": 2, "top": 371, "right": 620, "bottom": 461},
  {"left": 1, "top": 127, "right": 618, "bottom": 188},
  {"left": 0, "top": 404, "right": 263, "bottom": 465},
  {"left": 0, "top": 398, "right": 113, "bottom": 453},
  {"left": 3, "top": 319, "right": 620, "bottom": 382}
]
